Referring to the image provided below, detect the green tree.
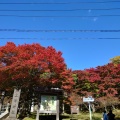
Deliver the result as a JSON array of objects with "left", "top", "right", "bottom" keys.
[{"left": 110, "top": 56, "right": 120, "bottom": 65}]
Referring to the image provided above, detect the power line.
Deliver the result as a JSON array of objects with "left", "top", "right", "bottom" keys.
[
  {"left": 0, "top": 37, "right": 119, "bottom": 40},
  {"left": 0, "top": 8, "right": 120, "bottom": 11},
  {"left": 0, "top": 14, "right": 120, "bottom": 18},
  {"left": 0, "top": 29, "right": 120, "bottom": 32},
  {"left": 0, "top": 1, "right": 119, "bottom": 4}
]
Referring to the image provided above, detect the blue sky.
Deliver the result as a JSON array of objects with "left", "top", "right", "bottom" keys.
[{"left": 0, "top": 0, "right": 120, "bottom": 70}]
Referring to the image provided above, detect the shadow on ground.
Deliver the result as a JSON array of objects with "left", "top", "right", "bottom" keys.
[
  {"left": 39, "top": 115, "right": 70, "bottom": 120},
  {"left": 23, "top": 114, "right": 120, "bottom": 120},
  {"left": 116, "top": 118, "right": 120, "bottom": 120}
]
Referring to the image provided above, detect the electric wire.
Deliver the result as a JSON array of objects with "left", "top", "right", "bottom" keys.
[
  {"left": 0, "top": 1, "right": 120, "bottom": 4},
  {"left": 0, "top": 37, "right": 120, "bottom": 40},
  {"left": 0, "top": 14, "right": 120, "bottom": 17},
  {"left": 0, "top": 29, "right": 120, "bottom": 32},
  {"left": 0, "top": 8, "right": 120, "bottom": 11},
  {"left": 0, "top": 1, "right": 119, "bottom": 40}
]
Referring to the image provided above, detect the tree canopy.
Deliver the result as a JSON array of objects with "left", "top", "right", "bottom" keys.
[
  {"left": 0, "top": 42, "right": 120, "bottom": 111},
  {"left": 110, "top": 56, "right": 120, "bottom": 65},
  {"left": 71, "top": 63, "right": 120, "bottom": 110},
  {"left": 0, "top": 42, "right": 74, "bottom": 91}
]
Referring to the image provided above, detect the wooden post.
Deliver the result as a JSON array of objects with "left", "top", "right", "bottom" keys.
[
  {"left": 62, "top": 103, "right": 65, "bottom": 114},
  {"left": 0, "top": 102, "right": 2, "bottom": 115},
  {"left": 36, "top": 94, "right": 40, "bottom": 120},
  {"left": 56, "top": 96, "right": 59, "bottom": 120},
  {"left": 36, "top": 107, "right": 39, "bottom": 120}
]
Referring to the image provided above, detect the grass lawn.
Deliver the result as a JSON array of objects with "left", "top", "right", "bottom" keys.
[
  {"left": 23, "top": 112, "right": 102, "bottom": 120},
  {"left": 23, "top": 109, "right": 120, "bottom": 120}
]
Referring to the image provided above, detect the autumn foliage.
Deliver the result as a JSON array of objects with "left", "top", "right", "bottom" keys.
[
  {"left": 72, "top": 63, "right": 120, "bottom": 110},
  {"left": 0, "top": 42, "right": 74, "bottom": 91},
  {"left": 0, "top": 42, "right": 120, "bottom": 111}
]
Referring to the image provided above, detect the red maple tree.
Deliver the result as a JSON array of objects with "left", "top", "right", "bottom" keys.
[
  {"left": 72, "top": 63, "right": 120, "bottom": 110},
  {"left": 0, "top": 42, "right": 74, "bottom": 91}
]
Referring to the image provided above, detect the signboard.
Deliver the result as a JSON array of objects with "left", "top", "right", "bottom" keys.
[
  {"left": 83, "top": 96, "right": 94, "bottom": 120},
  {"left": 40, "top": 95, "right": 57, "bottom": 113},
  {"left": 8, "top": 89, "right": 21, "bottom": 119},
  {"left": 71, "top": 106, "right": 79, "bottom": 114},
  {"left": 83, "top": 96, "right": 94, "bottom": 102}
]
